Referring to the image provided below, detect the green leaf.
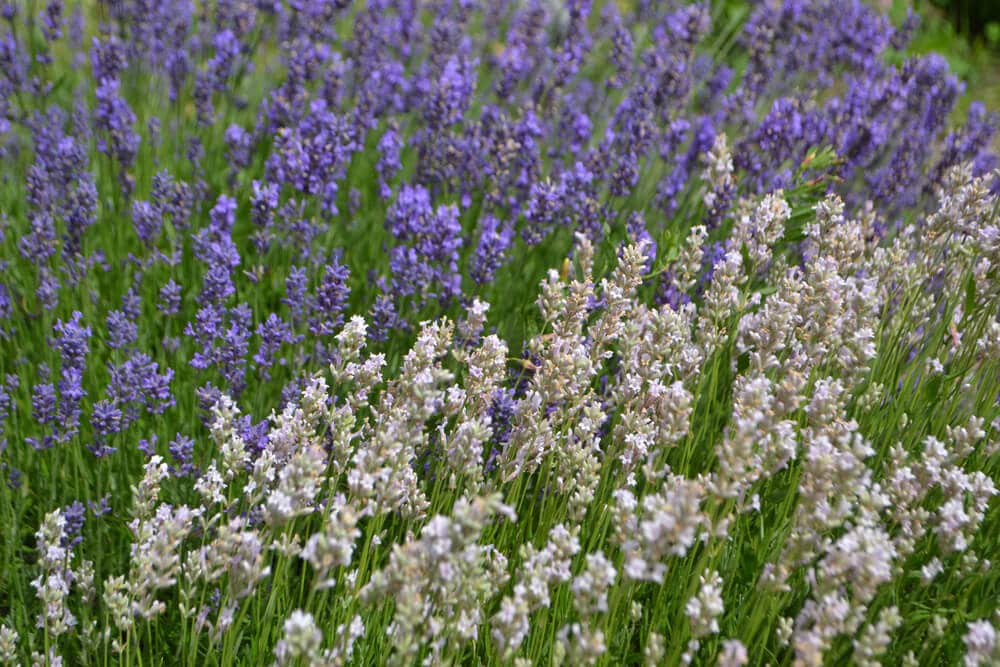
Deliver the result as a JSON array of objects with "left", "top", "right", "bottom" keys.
[{"left": 964, "top": 273, "right": 977, "bottom": 314}]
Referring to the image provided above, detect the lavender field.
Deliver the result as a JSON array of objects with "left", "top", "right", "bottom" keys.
[{"left": 0, "top": 0, "right": 999, "bottom": 665}]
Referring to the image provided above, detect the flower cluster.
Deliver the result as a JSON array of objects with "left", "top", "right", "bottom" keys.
[{"left": 0, "top": 1, "right": 998, "bottom": 665}]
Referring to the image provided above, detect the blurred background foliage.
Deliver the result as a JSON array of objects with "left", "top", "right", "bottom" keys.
[
  {"left": 929, "top": 0, "right": 1000, "bottom": 44},
  {"left": 897, "top": 0, "right": 1000, "bottom": 136}
]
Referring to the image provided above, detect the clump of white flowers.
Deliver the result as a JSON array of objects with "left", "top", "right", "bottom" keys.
[
  {"left": 0, "top": 626, "right": 17, "bottom": 665},
  {"left": 964, "top": 617, "right": 1000, "bottom": 667},
  {"left": 362, "top": 494, "right": 513, "bottom": 664}
]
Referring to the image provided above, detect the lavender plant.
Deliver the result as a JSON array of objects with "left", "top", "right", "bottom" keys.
[{"left": 0, "top": 1, "right": 998, "bottom": 665}]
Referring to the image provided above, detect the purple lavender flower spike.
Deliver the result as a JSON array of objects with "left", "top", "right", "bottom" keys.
[
  {"left": 471, "top": 215, "right": 514, "bottom": 285},
  {"left": 255, "top": 314, "right": 300, "bottom": 379},
  {"left": 386, "top": 184, "right": 463, "bottom": 309},
  {"left": 94, "top": 77, "right": 140, "bottom": 177}
]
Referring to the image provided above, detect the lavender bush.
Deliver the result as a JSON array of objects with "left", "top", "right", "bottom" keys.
[{"left": 0, "top": 0, "right": 999, "bottom": 664}]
